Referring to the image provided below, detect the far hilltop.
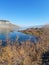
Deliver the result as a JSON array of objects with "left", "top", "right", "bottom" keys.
[{"left": 0, "top": 20, "right": 20, "bottom": 31}]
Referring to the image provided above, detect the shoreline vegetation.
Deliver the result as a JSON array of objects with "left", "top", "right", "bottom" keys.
[
  {"left": 0, "top": 27, "right": 49, "bottom": 65},
  {"left": 0, "top": 39, "right": 49, "bottom": 65}
]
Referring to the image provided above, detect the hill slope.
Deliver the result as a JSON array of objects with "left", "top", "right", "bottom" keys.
[{"left": 0, "top": 20, "right": 20, "bottom": 31}]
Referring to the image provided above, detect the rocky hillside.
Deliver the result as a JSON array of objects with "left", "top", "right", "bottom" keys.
[{"left": 0, "top": 20, "right": 19, "bottom": 31}]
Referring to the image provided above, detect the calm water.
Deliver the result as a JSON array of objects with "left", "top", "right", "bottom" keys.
[{"left": 0, "top": 31, "right": 38, "bottom": 44}]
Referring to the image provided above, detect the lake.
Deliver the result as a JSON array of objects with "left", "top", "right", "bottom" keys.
[{"left": 0, "top": 31, "right": 38, "bottom": 46}]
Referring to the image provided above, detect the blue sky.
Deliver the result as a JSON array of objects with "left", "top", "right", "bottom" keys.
[{"left": 0, "top": 0, "right": 49, "bottom": 27}]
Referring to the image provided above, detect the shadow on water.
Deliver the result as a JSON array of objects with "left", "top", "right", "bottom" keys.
[{"left": 41, "top": 51, "right": 49, "bottom": 65}]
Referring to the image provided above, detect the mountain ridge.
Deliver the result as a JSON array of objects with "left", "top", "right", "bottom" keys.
[{"left": 0, "top": 20, "right": 20, "bottom": 31}]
